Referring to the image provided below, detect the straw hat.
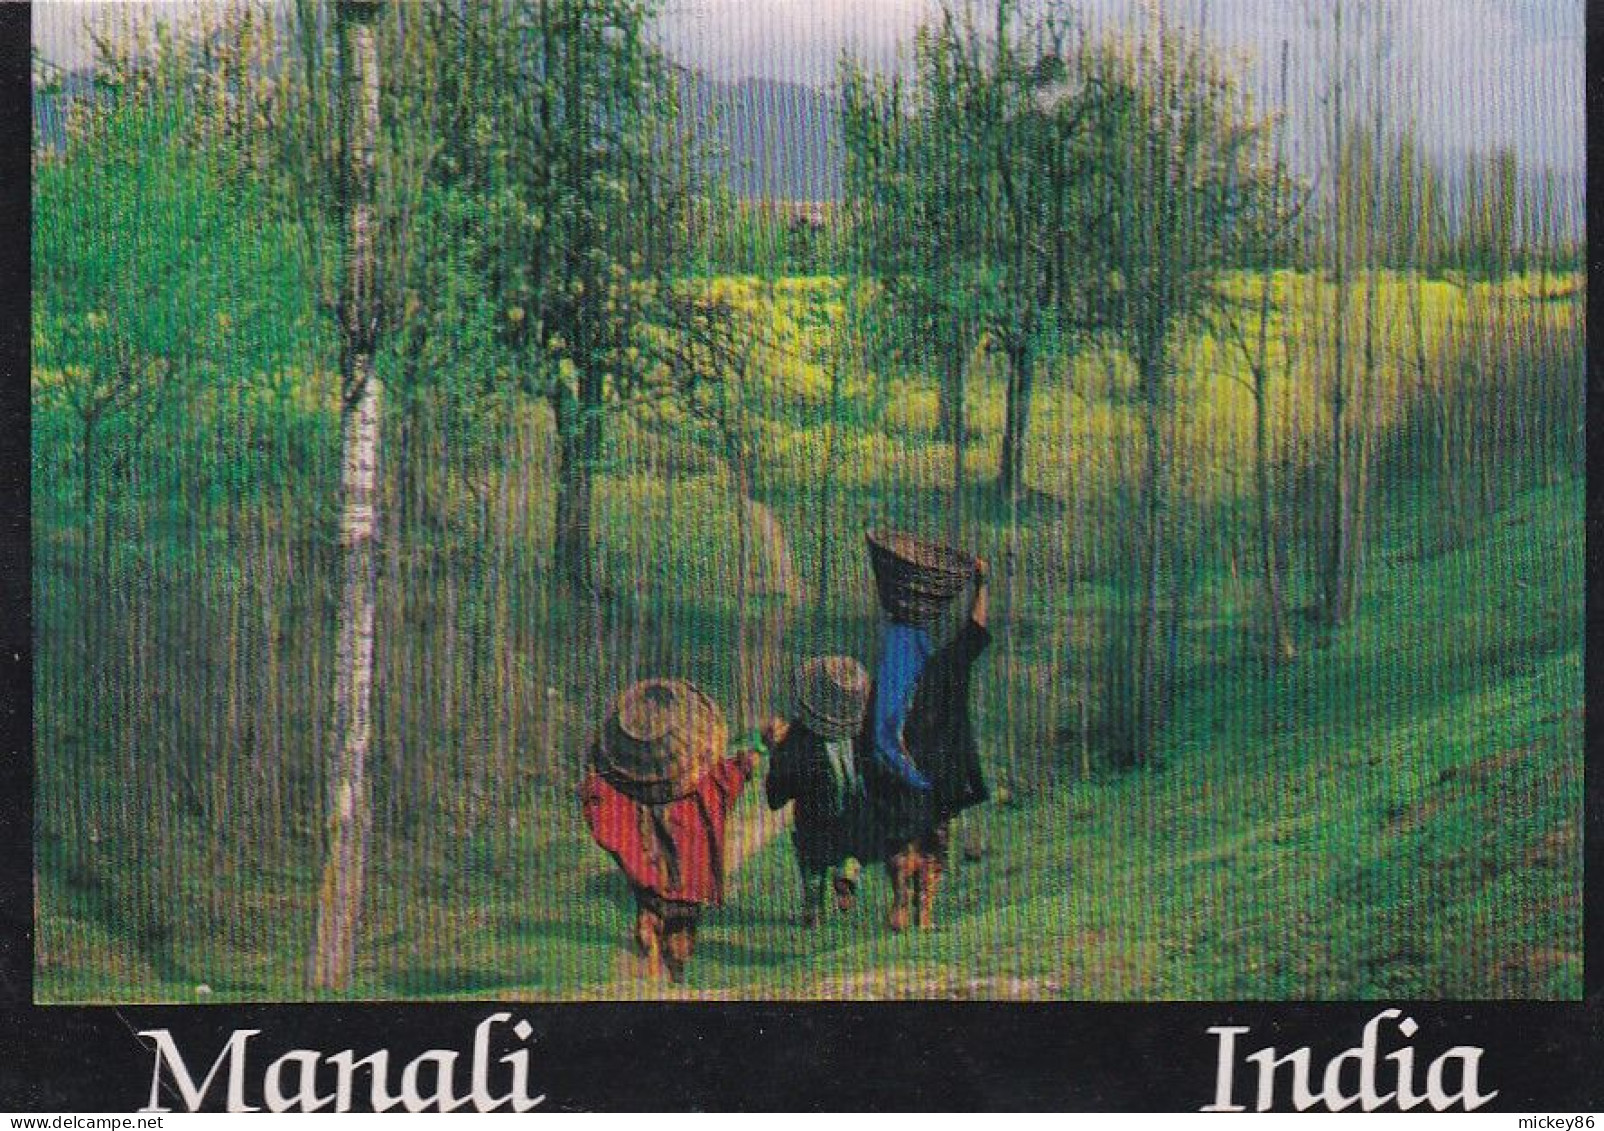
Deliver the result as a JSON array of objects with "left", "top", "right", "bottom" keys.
[
  {"left": 594, "top": 678, "right": 727, "bottom": 805},
  {"left": 792, "top": 656, "right": 871, "bottom": 741}
]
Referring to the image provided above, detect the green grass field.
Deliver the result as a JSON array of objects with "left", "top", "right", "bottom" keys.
[
  {"left": 33, "top": 261, "right": 1583, "bottom": 998},
  {"left": 36, "top": 477, "right": 1581, "bottom": 1000},
  {"left": 30, "top": 0, "right": 1587, "bottom": 1006}
]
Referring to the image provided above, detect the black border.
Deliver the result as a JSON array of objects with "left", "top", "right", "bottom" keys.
[
  {"left": 2, "top": 1004, "right": 1600, "bottom": 1112},
  {"left": 1, "top": 0, "right": 1599, "bottom": 1112},
  {"left": 2, "top": 1, "right": 35, "bottom": 1011}
]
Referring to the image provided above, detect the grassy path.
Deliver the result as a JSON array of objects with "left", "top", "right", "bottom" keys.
[
  {"left": 32, "top": 480, "right": 1583, "bottom": 1002},
  {"left": 604, "top": 794, "right": 795, "bottom": 992}
]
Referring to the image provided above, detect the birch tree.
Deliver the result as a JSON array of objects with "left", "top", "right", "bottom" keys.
[{"left": 312, "top": 0, "right": 383, "bottom": 993}]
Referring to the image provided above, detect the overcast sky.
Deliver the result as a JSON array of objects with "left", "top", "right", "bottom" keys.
[
  {"left": 35, "top": 0, "right": 1585, "bottom": 172},
  {"left": 657, "top": 0, "right": 1584, "bottom": 174}
]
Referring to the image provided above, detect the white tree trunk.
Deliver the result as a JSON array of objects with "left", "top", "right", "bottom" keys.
[{"left": 313, "top": 0, "right": 382, "bottom": 993}]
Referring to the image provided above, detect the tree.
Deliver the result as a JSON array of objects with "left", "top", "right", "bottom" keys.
[
  {"left": 1394, "top": 129, "right": 1446, "bottom": 391},
  {"left": 1393, "top": 127, "right": 1473, "bottom": 538},
  {"left": 34, "top": 5, "right": 308, "bottom": 597},
  {"left": 312, "top": 0, "right": 384, "bottom": 993},
  {"left": 966, "top": 0, "right": 1088, "bottom": 503},
  {"left": 842, "top": 0, "right": 1106, "bottom": 511},
  {"left": 423, "top": 0, "right": 700, "bottom": 595},
  {"left": 34, "top": 0, "right": 351, "bottom": 971},
  {"left": 1307, "top": 0, "right": 1394, "bottom": 627},
  {"left": 1091, "top": 10, "right": 1273, "bottom": 763},
  {"left": 1457, "top": 147, "right": 1521, "bottom": 280},
  {"left": 36, "top": 107, "right": 216, "bottom": 590},
  {"left": 1213, "top": 42, "right": 1300, "bottom": 666},
  {"left": 641, "top": 287, "right": 802, "bottom": 730},
  {"left": 840, "top": 51, "right": 988, "bottom": 539}
]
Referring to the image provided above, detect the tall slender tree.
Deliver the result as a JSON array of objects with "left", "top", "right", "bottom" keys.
[
  {"left": 841, "top": 51, "right": 987, "bottom": 537},
  {"left": 312, "top": 0, "right": 383, "bottom": 993},
  {"left": 1092, "top": 10, "right": 1273, "bottom": 763},
  {"left": 1214, "top": 41, "right": 1299, "bottom": 666},
  {"left": 1310, "top": 0, "right": 1392, "bottom": 626}
]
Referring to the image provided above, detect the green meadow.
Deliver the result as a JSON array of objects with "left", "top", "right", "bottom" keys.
[
  {"left": 31, "top": 0, "right": 1585, "bottom": 1004},
  {"left": 33, "top": 262, "right": 1584, "bottom": 1001}
]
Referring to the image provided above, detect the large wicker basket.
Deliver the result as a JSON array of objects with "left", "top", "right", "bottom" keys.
[
  {"left": 865, "top": 529, "right": 975, "bottom": 627},
  {"left": 592, "top": 678, "right": 727, "bottom": 805},
  {"left": 792, "top": 655, "right": 871, "bottom": 741}
]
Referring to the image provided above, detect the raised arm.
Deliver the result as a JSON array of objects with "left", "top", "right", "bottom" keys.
[
  {"left": 970, "top": 557, "right": 989, "bottom": 629},
  {"left": 761, "top": 716, "right": 797, "bottom": 810}
]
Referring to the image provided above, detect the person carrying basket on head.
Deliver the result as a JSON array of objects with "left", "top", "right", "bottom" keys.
[
  {"left": 762, "top": 655, "right": 877, "bottom": 927},
  {"left": 864, "top": 531, "right": 993, "bottom": 932},
  {"left": 580, "top": 678, "right": 758, "bottom": 981}
]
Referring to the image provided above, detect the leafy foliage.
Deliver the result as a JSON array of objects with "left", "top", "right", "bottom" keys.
[{"left": 29, "top": 0, "right": 1584, "bottom": 1003}]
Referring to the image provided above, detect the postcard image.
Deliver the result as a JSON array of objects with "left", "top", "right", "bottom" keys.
[{"left": 8, "top": 0, "right": 1595, "bottom": 1113}]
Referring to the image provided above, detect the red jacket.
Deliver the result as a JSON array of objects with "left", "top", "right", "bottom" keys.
[{"left": 581, "top": 752, "right": 757, "bottom": 906}]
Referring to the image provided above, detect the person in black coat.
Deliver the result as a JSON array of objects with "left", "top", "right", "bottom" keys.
[
  {"left": 868, "top": 557, "right": 992, "bottom": 931},
  {"left": 762, "top": 656, "right": 877, "bottom": 927}
]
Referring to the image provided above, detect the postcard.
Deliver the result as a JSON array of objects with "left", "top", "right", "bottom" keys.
[{"left": 6, "top": 0, "right": 1595, "bottom": 1112}]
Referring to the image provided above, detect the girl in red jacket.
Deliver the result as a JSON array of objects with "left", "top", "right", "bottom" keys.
[{"left": 580, "top": 679, "right": 757, "bottom": 982}]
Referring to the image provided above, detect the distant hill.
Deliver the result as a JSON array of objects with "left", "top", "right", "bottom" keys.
[
  {"left": 673, "top": 75, "right": 1587, "bottom": 250},
  {"left": 38, "top": 63, "right": 1582, "bottom": 245},
  {"left": 684, "top": 75, "right": 844, "bottom": 203},
  {"left": 38, "top": 66, "right": 849, "bottom": 203}
]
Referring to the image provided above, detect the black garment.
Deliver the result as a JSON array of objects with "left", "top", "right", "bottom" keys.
[
  {"left": 632, "top": 886, "right": 701, "bottom": 924},
  {"left": 868, "top": 620, "right": 992, "bottom": 849},
  {"left": 764, "top": 723, "right": 878, "bottom": 870}
]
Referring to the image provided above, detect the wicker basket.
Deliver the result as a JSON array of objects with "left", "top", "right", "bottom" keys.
[
  {"left": 865, "top": 529, "right": 975, "bottom": 627},
  {"left": 593, "top": 678, "right": 727, "bottom": 805},
  {"left": 793, "top": 655, "right": 871, "bottom": 741}
]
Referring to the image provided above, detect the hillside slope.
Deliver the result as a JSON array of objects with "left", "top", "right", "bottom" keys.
[{"left": 36, "top": 477, "right": 1581, "bottom": 1002}]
